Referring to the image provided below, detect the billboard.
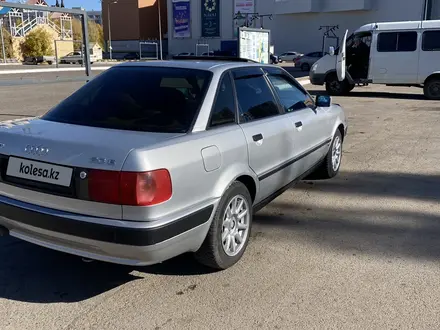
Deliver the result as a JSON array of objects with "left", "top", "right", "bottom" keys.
[
  {"left": 233, "top": 0, "right": 254, "bottom": 37},
  {"left": 238, "top": 27, "right": 270, "bottom": 64},
  {"left": 172, "top": 0, "right": 191, "bottom": 38},
  {"left": 201, "top": 0, "right": 220, "bottom": 37}
]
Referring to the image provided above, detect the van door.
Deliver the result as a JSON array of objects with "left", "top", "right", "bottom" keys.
[
  {"left": 418, "top": 29, "right": 440, "bottom": 84},
  {"left": 336, "top": 30, "right": 348, "bottom": 82},
  {"left": 370, "top": 30, "right": 419, "bottom": 84}
]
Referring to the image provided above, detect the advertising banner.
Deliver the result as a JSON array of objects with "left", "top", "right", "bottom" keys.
[
  {"left": 172, "top": 0, "right": 191, "bottom": 38},
  {"left": 201, "top": 0, "right": 220, "bottom": 37},
  {"left": 234, "top": 0, "right": 254, "bottom": 37}
]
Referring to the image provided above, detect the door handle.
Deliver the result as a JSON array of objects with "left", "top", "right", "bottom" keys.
[
  {"left": 252, "top": 133, "right": 263, "bottom": 142},
  {"left": 295, "top": 121, "right": 303, "bottom": 128}
]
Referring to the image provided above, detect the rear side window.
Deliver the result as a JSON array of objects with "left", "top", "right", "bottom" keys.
[
  {"left": 209, "top": 74, "right": 236, "bottom": 128},
  {"left": 42, "top": 67, "right": 212, "bottom": 133},
  {"left": 233, "top": 70, "right": 280, "bottom": 123},
  {"left": 377, "top": 31, "right": 417, "bottom": 52},
  {"left": 422, "top": 30, "right": 440, "bottom": 51}
]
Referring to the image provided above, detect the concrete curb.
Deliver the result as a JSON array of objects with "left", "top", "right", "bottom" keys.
[
  {"left": 0, "top": 66, "right": 112, "bottom": 75},
  {"left": 297, "top": 77, "right": 311, "bottom": 86}
]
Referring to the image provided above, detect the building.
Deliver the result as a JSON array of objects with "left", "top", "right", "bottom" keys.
[
  {"left": 101, "top": 0, "right": 167, "bottom": 57},
  {"left": 166, "top": 0, "right": 440, "bottom": 56},
  {"left": 87, "top": 10, "right": 102, "bottom": 25},
  {"left": 0, "top": 0, "right": 74, "bottom": 60}
]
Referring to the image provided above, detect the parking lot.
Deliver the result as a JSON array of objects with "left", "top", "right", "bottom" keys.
[{"left": 1, "top": 78, "right": 440, "bottom": 329}]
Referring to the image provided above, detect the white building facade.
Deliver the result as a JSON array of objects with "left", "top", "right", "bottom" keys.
[{"left": 166, "top": 0, "right": 440, "bottom": 56}]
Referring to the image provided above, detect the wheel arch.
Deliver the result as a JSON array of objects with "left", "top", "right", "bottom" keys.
[{"left": 424, "top": 72, "right": 440, "bottom": 85}]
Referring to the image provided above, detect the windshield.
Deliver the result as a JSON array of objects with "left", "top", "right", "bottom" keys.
[{"left": 42, "top": 66, "right": 213, "bottom": 133}]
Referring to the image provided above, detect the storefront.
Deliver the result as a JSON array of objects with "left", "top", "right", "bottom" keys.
[{"left": 166, "top": 0, "right": 439, "bottom": 57}]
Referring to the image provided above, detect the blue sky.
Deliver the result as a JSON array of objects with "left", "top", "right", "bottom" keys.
[{"left": 55, "top": 0, "right": 101, "bottom": 10}]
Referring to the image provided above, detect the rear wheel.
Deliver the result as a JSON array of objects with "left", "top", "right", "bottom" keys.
[
  {"left": 423, "top": 77, "right": 440, "bottom": 100},
  {"left": 195, "top": 181, "right": 252, "bottom": 270},
  {"left": 325, "top": 73, "right": 350, "bottom": 96},
  {"left": 301, "top": 63, "right": 310, "bottom": 72}
]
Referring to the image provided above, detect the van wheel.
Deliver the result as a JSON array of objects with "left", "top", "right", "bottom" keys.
[
  {"left": 195, "top": 181, "right": 253, "bottom": 270},
  {"left": 424, "top": 77, "right": 440, "bottom": 100},
  {"left": 305, "top": 129, "right": 343, "bottom": 180},
  {"left": 325, "top": 73, "right": 350, "bottom": 96}
]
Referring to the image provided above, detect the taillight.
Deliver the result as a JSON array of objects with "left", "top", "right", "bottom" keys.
[{"left": 88, "top": 169, "right": 172, "bottom": 206}]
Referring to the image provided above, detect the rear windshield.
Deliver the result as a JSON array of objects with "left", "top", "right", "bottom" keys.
[{"left": 42, "top": 66, "right": 213, "bottom": 133}]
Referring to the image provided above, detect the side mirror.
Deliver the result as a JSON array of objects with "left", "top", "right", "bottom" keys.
[
  {"left": 316, "top": 95, "right": 332, "bottom": 107},
  {"left": 329, "top": 46, "right": 335, "bottom": 56}
]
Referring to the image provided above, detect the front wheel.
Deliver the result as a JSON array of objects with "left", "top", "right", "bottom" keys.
[
  {"left": 325, "top": 74, "right": 350, "bottom": 96},
  {"left": 424, "top": 77, "right": 440, "bottom": 100},
  {"left": 195, "top": 181, "right": 253, "bottom": 270},
  {"left": 305, "top": 129, "right": 343, "bottom": 180}
]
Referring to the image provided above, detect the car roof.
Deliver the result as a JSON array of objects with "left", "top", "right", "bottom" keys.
[{"left": 116, "top": 60, "right": 271, "bottom": 74}]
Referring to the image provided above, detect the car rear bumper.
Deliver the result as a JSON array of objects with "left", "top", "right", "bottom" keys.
[{"left": 0, "top": 195, "right": 215, "bottom": 266}]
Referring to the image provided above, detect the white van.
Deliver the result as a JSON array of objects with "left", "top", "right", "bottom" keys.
[{"left": 309, "top": 20, "right": 440, "bottom": 100}]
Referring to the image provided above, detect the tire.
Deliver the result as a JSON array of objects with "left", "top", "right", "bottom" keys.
[
  {"left": 305, "top": 129, "right": 343, "bottom": 180},
  {"left": 195, "top": 181, "right": 253, "bottom": 270},
  {"left": 301, "top": 63, "right": 310, "bottom": 72},
  {"left": 47, "top": 61, "right": 53, "bottom": 65},
  {"left": 423, "top": 77, "right": 440, "bottom": 100},
  {"left": 348, "top": 83, "right": 355, "bottom": 92},
  {"left": 325, "top": 73, "right": 350, "bottom": 96},
  {"left": 78, "top": 60, "right": 83, "bottom": 65}
]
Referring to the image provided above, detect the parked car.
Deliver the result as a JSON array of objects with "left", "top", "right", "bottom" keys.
[
  {"left": 177, "top": 52, "right": 195, "bottom": 56},
  {"left": 278, "top": 51, "right": 303, "bottom": 62},
  {"left": 295, "top": 51, "right": 327, "bottom": 71},
  {"left": 0, "top": 58, "right": 347, "bottom": 270},
  {"left": 59, "top": 51, "right": 96, "bottom": 64},
  {"left": 23, "top": 56, "right": 55, "bottom": 65}
]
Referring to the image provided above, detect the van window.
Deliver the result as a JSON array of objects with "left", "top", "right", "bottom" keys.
[
  {"left": 377, "top": 31, "right": 417, "bottom": 52},
  {"left": 422, "top": 30, "right": 440, "bottom": 51}
]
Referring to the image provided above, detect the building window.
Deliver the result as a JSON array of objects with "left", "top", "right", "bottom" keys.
[
  {"left": 377, "top": 31, "right": 418, "bottom": 52},
  {"left": 422, "top": 30, "right": 440, "bottom": 51}
]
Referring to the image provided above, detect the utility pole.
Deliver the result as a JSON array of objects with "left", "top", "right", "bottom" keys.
[
  {"left": 158, "top": 0, "right": 163, "bottom": 60},
  {"left": 0, "top": 19, "right": 6, "bottom": 64}
]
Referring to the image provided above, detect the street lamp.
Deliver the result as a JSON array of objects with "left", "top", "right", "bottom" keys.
[{"left": 107, "top": 0, "right": 118, "bottom": 60}]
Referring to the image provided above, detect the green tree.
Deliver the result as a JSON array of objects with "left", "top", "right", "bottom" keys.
[
  {"left": 21, "top": 27, "right": 54, "bottom": 57},
  {"left": 0, "top": 27, "right": 14, "bottom": 59},
  {"left": 72, "top": 18, "right": 104, "bottom": 50}
]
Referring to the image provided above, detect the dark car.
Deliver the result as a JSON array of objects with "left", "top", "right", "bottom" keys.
[{"left": 123, "top": 52, "right": 140, "bottom": 60}]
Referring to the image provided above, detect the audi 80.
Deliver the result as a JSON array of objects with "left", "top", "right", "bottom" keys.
[{"left": 0, "top": 57, "right": 347, "bottom": 270}]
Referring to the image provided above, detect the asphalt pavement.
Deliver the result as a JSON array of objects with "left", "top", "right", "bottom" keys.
[{"left": 0, "top": 80, "right": 440, "bottom": 329}]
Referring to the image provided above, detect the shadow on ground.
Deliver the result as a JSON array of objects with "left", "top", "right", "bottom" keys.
[
  {"left": 297, "top": 171, "right": 440, "bottom": 202},
  {"left": 253, "top": 170, "right": 440, "bottom": 261},
  {"left": 0, "top": 237, "right": 213, "bottom": 304},
  {"left": 308, "top": 89, "right": 427, "bottom": 100}
]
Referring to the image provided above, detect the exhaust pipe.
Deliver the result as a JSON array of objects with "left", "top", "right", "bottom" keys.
[{"left": 0, "top": 225, "right": 9, "bottom": 236}]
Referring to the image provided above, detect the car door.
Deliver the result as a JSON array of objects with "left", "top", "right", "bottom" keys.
[
  {"left": 418, "top": 29, "right": 440, "bottom": 84},
  {"left": 337, "top": 30, "right": 349, "bottom": 82},
  {"left": 264, "top": 67, "right": 333, "bottom": 178},
  {"left": 232, "top": 67, "right": 297, "bottom": 202}
]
